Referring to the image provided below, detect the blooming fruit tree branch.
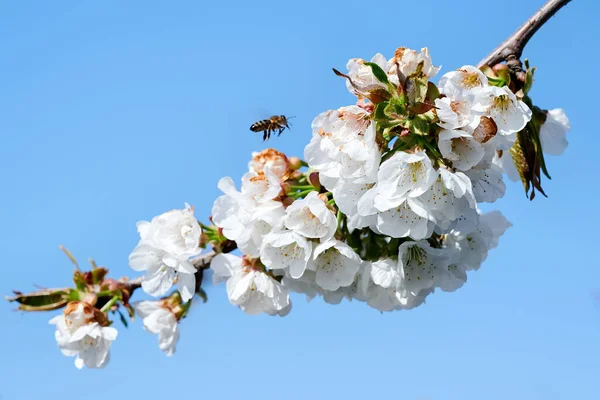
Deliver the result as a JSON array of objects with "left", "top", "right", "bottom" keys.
[{"left": 6, "top": 0, "right": 573, "bottom": 369}]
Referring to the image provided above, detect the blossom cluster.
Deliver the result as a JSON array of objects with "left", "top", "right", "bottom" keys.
[
  {"left": 45, "top": 46, "right": 571, "bottom": 368},
  {"left": 208, "top": 47, "right": 570, "bottom": 314}
]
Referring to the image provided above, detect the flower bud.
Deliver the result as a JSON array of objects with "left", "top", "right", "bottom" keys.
[
  {"left": 308, "top": 172, "right": 321, "bottom": 191},
  {"left": 249, "top": 149, "right": 290, "bottom": 180},
  {"left": 492, "top": 63, "right": 508, "bottom": 74},
  {"left": 288, "top": 156, "right": 303, "bottom": 171}
]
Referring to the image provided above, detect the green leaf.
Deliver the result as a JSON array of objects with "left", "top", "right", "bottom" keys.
[
  {"left": 522, "top": 59, "right": 536, "bottom": 96},
  {"left": 409, "top": 102, "right": 436, "bottom": 115},
  {"left": 405, "top": 66, "right": 428, "bottom": 106},
  {"left": 494, "top": 68, "right": 511, "bottom": 87},
  {"left": 65, "top": 289, "right": 81, "bottom": 302},
  {"left": 91, "top": 267, "right": 108, "bottom": 284},
  {"left": 531, "top": 107, "right": 550, "bottom": 180},
  {"left": 5, "top": 288, "right": 69, "bottom": 311},
  {"left": 487, "top": 76, "right": 508, "bottom": 88},
  {"left": 117, "top": 309, "right": 129, "bottom": 328},
  {"left": 72, "top": 270, "right": 87, "bottom": 291},
  {"left": 373, "top": 101, "right": 389, "bottom": 121},
  {"left": 384, "top": 97, "right": 408, "bottom": 120},
  {"left": 510, "top": 122, "right": 548, "bottom": 200},
  {"left": 364, "top": 62, "right": 390, "bottom": 84},
  {"left": 403, "top": 115, "right": 430, "bottom": 136},
  {"left": 426, "top": 81, "right": 440, "bottom": 103}
]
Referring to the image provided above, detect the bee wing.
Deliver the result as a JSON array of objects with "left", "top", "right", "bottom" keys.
[{"left": 253, "top": 107, "right": 272, "bottom": 120}]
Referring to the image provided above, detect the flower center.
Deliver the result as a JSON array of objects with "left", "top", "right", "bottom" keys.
[
  {"left": 409, "top": 162, "right": 423, "bottom": 183},
  {"left": 406, "top": 246, "right": 426, "bottom": 266},
  {"left": 461, "top": 72, "right": 481, "bottom": 88},
  {"left": 492, "top": 94, "right": 511, "bottom": 112}
]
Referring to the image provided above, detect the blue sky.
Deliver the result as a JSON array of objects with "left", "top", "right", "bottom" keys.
[{"left": 1, "top": 1, "right": 599, "bottom": 399}]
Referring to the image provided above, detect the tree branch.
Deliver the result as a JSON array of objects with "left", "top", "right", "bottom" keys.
[{"left": 478, "top": 0, "right": 572, "bottom": 68}]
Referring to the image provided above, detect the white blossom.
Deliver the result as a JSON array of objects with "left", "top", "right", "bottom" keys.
[
  {"left": 240, "top": 168, "right": 282, "bottom": 204},
  {"left": 388, "top": 47, "right": 440, "bottom": 79},
  {"left": 398, "top": 241, "right": 449, "bottom": 297},
  {"left": 453, "top": 210, "right": 511, "bottom": 269},
  {"left": 211, "top": 177, "right": 254, "bottom": 242},
  {"left": 437, "top": 129, "right": 485, "bottom": 171},
  {"left": 492, "top": 150, "right": 521, "bottom": 182},
  {"left": 472, "top": 86, "right": 532, "bottom": 140},
  {"left": 373, "top": 199, "right": 433, "bottom": 240},
  {"left": 435, "top": 96, "right": 481, "bottom": 132},
  {"left": 281, "top": 269, "right": 321, "bottom": 302},
  {"left": 368, "top": 150, "right": 437, "bottom": 212},
  {"left": 413, "top": 168, "right": 477, "bottom": 230},
  {"left": 540, "top": 108, "right": 570, "bottom": 155},
  {"left": 212, "top": 176, "right": 285, "bottom": 258},
  {"left": 49, "top": 302, "right": 117, "bottom": 369},
  {"left": 211, "top": 254, "right": 290, "bottom": 316},
  {"left": 438, "top": 65, "right": 488, "bottom": 95},
  {"left": 311, "top": 240, "right": 362, "bottom": 291},
  {"left": 260, "top": 230, "right": 313, "bottom": 278},
  {"left": 442, "top": 211, "right": 512, "bottom": 290},
  {"left": 248, "top": 148, "right": 290, "bottom": 181},
  {"left": 134, "top": 301, "right": 179, "bottom": 356},
  {"left": 363, "top": 260, "right": 433, "bottom": 312},
  {"left": 370, "top": 258, "right": 401, "bottom": 289},
  {"left": 465, "top": 163, "right": 506, "bottom": 203},
  {"left": 304, "top": 106, "right": 380, "bottom": 188},
  {"left": 320, "top": 261, "right": 371, "bottom": 305},
  {"left": 129, "top": 203, "right": 201, "bottom": 302},
  {"left": 345, "top": 53, "right": 390, "bottom": 97},
  {"left": 284, "top": 191, "right": 337, "bottom": 241},
  {"left": 329, "top": 179, "right": 377, "bottom": 232}
]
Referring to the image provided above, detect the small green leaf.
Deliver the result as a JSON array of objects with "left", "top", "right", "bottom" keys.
[
  {"left": 495, "top": 68, "right": 511, "bottom": 87},
  {"left": 6, "top": 288, "right": 69, "bottom": 311},
  {"left": 364, "top": 62, "right": 390, "bottom": 84},
  {"left": 73, "top": 270, "right": 87, "bottom": 291},
  {"left": 511, "top": 121, "right": 548, "bottom": 200},
  {"left": 65, "top": 289, "right": 81, "bottom": 302},
  {"left": 403, "top": 115, "right": 430, "bottom": 136},
  {"left": 91, "top": 267, "right": 108, "bottom": 284},
  {"left": 117, "top": 309, "right": 129, "bottom": 328},
  {"left": 405, "top": 67, "right": 428, "bottom": 106},
  {"left": 522, "top": 59, "right": 536, "bottom": 96},
  {"left": 426, "top": 81, "right": 440, "bottom": 103},
  {"left": 374, "top": 101, "right": 389, "bottom": 121},
  {"left": 480, "top": 65, "right": 510, "bottom": 88},
  {"left": 487, "top": 76, "right": 508, "bottom": 88},
  {"left": 384, "top": 97, "right": 408, "bottom": 120},
  {"left": 409, "top": 102, "right": 436, "bottom": 115}
]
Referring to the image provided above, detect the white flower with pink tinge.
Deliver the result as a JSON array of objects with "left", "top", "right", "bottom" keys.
[
  {"left": 129, "top": 203, "right": 202, "bottom": 302},
  {"left": 211, "top": 254, "right": 290, "bottom": 316},
  {"left": 49, "top": 302, "right": 117, "bottom": 369}
]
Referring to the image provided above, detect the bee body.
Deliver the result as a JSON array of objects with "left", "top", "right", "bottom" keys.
[{"left": 250, "top": 115, "right": 292, "bottom": 141}]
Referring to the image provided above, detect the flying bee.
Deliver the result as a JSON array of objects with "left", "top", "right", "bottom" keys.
[{"left": 250, "top": 115, "right": 294, "bottom": 141}]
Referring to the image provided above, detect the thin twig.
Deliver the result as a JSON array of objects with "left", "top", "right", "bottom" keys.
[{"left": 478, "top": 0, "right": 572, "bottom": 68}]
